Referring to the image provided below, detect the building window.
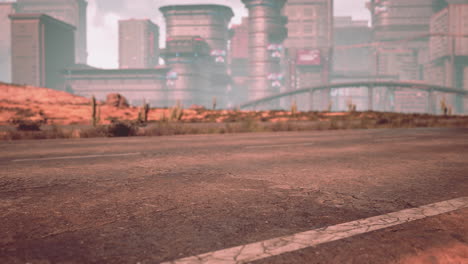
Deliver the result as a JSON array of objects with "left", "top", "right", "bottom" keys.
[
  {"left": 304, "top": 8, "right": 314, "bottom": 17},
  {"left": 304, "top": 24, "right": 314, "bottom": 34}
]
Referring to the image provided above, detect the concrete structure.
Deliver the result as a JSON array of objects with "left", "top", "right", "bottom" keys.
[
  {"left": 238, "top": 80, "right": 468, "bottom": 113},
  {"left": 160, "top": 4, "right": 234, "bottom": 108},
  {"left": 229, "top": 17, "right": 250, "bottom": 106},
  {"left": 368, "top": 0, "right": 434, "bottom": 80},
  {"left": 282, "top": 0, "right": 333, "bottom": 110},
  {"left": 161, "top": 36, "right": 212, "bottom": 107},
  {"left": 331, "top": 16, "right": 372, "bottom": 111},
  {"left": 63, "top": 65, "right": 170, "bottom": 106},
  {"left": 16, "top": 0, "right": 87, "bottom": 64},
  {"left": 119, "top": 19, "right": 159, "bottom": 69},
  {"left": 10, "top": 13, "right": 75, "bottom": 90},
  {"left": 333, "top": 16, "right": 372, "bottom": 77},
  {"left": 242, "top": 0, "right": 288, "bottom": 109},
  {"left": 426, "top": 0, "right": 468, "bottom": 114},
  {"left": 367, "top": 0, "right": 435, "bottom": 113},
  {"left": 0, "top": 2, "right": 17, "bottom": 83}
]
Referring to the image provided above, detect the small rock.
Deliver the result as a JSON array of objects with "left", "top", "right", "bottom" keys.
[{"left": 106, "top": 93, "right": 129, "bottom": 108}]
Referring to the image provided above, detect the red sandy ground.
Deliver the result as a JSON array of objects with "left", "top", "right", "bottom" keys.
[
  {"left": 0, "top": 83, "right": 310, "bottom": 126},
  {"left": 0, "top": 83, "right": 220, "bottom": 125}
]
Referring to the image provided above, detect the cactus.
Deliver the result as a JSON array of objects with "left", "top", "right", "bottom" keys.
[
  {"left": 144, "top": 102, "right": 150, "bottom": 122},
  {"left": 347, "top": 99, "right": 356, "bottom": 112},
  {"left": 97, "top": 105, "right": 101, "bottom": 125},
  {"left": 440, "top": 98, "right": 448, "bottom": 116},
  {"left": 91, "top": 96, "right": 98, "bottom": 127},
  {"left": 291, "top": 100, "right": 298, "bottom": 117},
  {"left": 212, "top": 96, "right": 217, "bottom": 110},
  {"left": 169, "top": 100, "right": 184, "bottom": 122},
  {"left": 138, "top": 100, "right": 150, "bottom": 123}
]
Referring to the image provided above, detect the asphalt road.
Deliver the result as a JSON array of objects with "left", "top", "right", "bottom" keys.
[{"left": 1, "top": 128, "right": 467, "bottom": 263}]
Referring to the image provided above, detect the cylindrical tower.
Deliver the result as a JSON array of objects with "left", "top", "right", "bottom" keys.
[
  {"left": 161, "top": 36, "right": 211, "bottom": 107},
  {"left": 242, "top": 0, "right": 288, "bottom": 106},
  {"left": 160, "top": 5, "right": 234, "bottom": 108}
]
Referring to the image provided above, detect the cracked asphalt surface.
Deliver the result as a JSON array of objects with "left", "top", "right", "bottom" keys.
[{"left": 1, "top": 128, "right": 467, "bottom": 263}]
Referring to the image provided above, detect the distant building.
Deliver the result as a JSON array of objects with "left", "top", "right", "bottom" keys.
[
  {"left": 119, "top": 19, "right": 159, "bottom": 69},
  {"left": 230, "top": 17, "right": 249, "bottom": 61},
  {"left": 331, "top": 16, "right": 372, "bottom": 111},
  {"left": 242, "top": 0, "right": 288, "bottom": 109},
  {"left": 161, "top": 36, "right": 213, "bottom": 107},
  {"left": 333, "top": 16, "right": 372, "bottom": 77},
  {"left": 63, "top": 66, "right": 170, "bottom": 106},
  {"left": 10, "top": 13, "right": 75, "bottom": 90},
  {"left": 16, "top": 0, "right": 87, "bottom": 64},
  {"left": 160, "top": 4, "right": 234, "bottom": 108},
  {"left": 160, "top": 5, "right": 233, "bottom": 52},
  {"left": 367, "top": 0, "right": 434, "bottom": 113},
  {"left": 367, "top": 0, "right": 434, "bottom": 80},
  {"left": 426, "top": 0, "right": 468, "bottom": 114},
  {"left": 0, "top": 2, "right": 16, "bottom": 83},
  {"left": 229, "top": 17, "right": 249, "bottom": 106},
  {"left": 283, "top": 0, "right": 333, "bottom": 110}
]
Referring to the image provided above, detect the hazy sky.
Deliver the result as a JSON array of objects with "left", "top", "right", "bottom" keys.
[{"left": 87, "top": 0, "right": 370, "bottom": 68}]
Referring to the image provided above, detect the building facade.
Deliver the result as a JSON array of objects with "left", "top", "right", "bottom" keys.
[
  {"left": 282, "top": 0, "right": 333, "bottom": 110},
  {"left": 16, "top": 0, "right": 87, "bottom": 64},
  {"left": 119, "top": 19, "right": 159, "bottom": 69},
  {"left": 10, "top": 13, "right": 75, "bottom": 90},
  {"left": 331, "top": 16, "right": 372, "bottom": 111},
  {"left": 333, "top": 16, "right": 372, "bottom": 78},
  {"left": 229, "top": 17, "right": 249, "bottom": 106},
  {"left": 367, "top": 0, "right": 435, "bottom": 113},
  {"left": 426, "top": 0, "right": 468, "bottom": 114},
  {"left": 0, "top": 2, "right": 17, "bottom": 83},
  {"left": 160, "top": 5, "right": 234, "bottom": 108},
  {"left": 368, "top": 0, "right": 434, "bottom": 80},
  {"left": 63, "top": 67, "right": 170, "bottom": 107}
]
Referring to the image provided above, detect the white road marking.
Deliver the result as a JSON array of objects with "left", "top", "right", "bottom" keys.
[
  {"left": 12, "top": 152, "right": 141, "bottom": 162},
  {"left": 373, "top": 136, "right": 417, "bottom": 142},
  {"left": 162, "top": 197, "right": 468, "bottom": 264},
  {"left": 245, "top": 142, "right": 315, "bottom": 149}
]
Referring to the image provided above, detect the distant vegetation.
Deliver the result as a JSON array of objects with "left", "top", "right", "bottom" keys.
[
  {"left": 2, "top": 111, "right": 468, "bottom": 140},
  {"left": 1, "top": 83, "right": 468, "bottom": 140}
]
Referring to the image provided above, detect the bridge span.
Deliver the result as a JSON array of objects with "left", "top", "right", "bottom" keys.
[{"left": 237, "top": 81, "right": 468, "bottom": 114}]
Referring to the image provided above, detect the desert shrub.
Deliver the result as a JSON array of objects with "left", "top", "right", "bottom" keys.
[
  {"left": 376, "top": 118, "right": 390, "bottom": 125},
  {"left": 107, "top": 121, "right": 137, "bottom": 137},
  {"left": 13, "top": 120, "right": 42, "bottom": 131}
]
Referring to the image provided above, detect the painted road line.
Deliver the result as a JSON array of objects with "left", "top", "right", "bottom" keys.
[
  {"left": 12, "top": 152, "right": 141, "bottom": 162},
  {"left": 372, "top": 137, "right": 417, "bottom": 142},
  {"left": 162, "top": 197, "right": 468, "bottom": 264},
  {"left": 245, "top": 142, "right": 315, "bottom": 149}
]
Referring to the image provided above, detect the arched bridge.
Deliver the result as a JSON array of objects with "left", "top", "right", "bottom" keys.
[{"left": 237, "top": 81, "right": 468, "bottom": 113}]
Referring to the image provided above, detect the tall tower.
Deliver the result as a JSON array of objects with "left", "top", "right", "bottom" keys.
[
  {"left": 10, "top": 13, "right": 75, "bottom": 90},
  {"left": 16, "top": 0, "right": 87, "bottom": 64},
  {"left": 242, "top": 0, "right": 288, "bottom": 108},
  {"left": 0, "top": 2, "right": 17, "bottom": 83},
  {"left": 160, "top": 5, "right": 234, "bottom": 108},
  {"left": 119, "top": 19, "right": 159, "bottom": 69}
]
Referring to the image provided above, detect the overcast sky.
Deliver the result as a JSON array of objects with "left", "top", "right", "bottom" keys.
[{"left": 87, "top": 0, "right": 370, "bottom": 68}]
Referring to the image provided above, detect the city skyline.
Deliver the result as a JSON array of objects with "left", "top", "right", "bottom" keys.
[
  {"left": 0, "top": 0, "right": 370, "bottom": 68},
  {"left": 87, "top": 0, "right": 370, "bottom": 68}
]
